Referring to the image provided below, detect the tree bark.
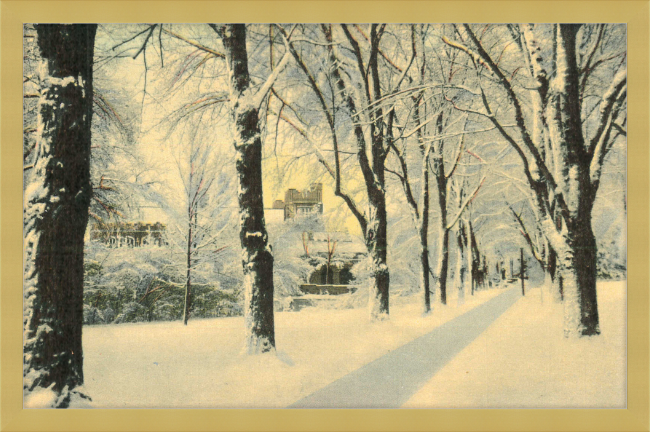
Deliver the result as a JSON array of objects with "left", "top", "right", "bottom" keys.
[
  {"left": 436, "top": 226, "right": 450, "bottom": 305},
  {"left": 23, "top": 24, "right": 97, "bottom": 407},
  {"left": 547, "top": 241, "right": 563, "bottom": 302},
  {"left": 432, "top": 119, "right": 449, "bottom": 305},
  {"left": 366, "top": 192, "right": 390, "bottom": 320},
  {"left": 419, "top": 153, "right": 431, "bottom": 313},
  {"left": 468, "top": 220, "right": 480, "bottom": 295},
  {"left": 520, "top": 248, "right": 526, "bottom": 296},
  {"left": 219, "top": 24, "right": 276, "bottom": 353},
  {"left": 455, "top": 222, "right": 467, "bottom": 303},
  {"left": 557, "top": 213, "right": 599, "bottom": 335}
]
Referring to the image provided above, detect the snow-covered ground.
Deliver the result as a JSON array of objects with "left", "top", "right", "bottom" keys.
[
  {"left": 79, "top": 287, "right": 504, "bottom": 408},
  {"left": 37, "top": 280, "right": 624, "bottom": 409},
  {"left": 402, "top": 280, "right": 626, "bottom": 408}
]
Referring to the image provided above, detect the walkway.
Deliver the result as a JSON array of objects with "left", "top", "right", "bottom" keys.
[{"left": 289, "top": 287, "right": 521, "bottom": 408}]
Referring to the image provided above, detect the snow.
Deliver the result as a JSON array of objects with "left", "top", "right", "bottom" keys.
[
  {"left": 24, "top": 384, "right": 94, "bottom": 409},
  {"left": 24, "top": 384, "right": 58, "bottom": 409},
  {"left": 63, "top": 281, "right": 627, "bottom": 408},
  {"left": 45, "top": 75, "right": 78, "bottom": 88},
  {"left": 81, "top": 288, "right": 503, "bottom": 408},
  {"left": 402, "top": 281, "right": 626, "bottom": 408}
]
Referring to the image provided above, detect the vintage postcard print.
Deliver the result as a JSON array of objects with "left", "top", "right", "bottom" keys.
[{"left": 23, "top": 23, "right": 626, "bottom": 409}]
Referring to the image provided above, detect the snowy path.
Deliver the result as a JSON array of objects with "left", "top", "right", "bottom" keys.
[{"left": 289, "top": 287, "right": 521, "bottom": 408}]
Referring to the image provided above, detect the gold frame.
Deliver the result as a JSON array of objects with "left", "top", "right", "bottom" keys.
[{"left": 2, "top": 1, "right": 648, "bottom": 430}]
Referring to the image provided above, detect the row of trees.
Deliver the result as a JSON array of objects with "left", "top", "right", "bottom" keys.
[{"left": 23, "top": 23, "right": 626, "bottom": 406}]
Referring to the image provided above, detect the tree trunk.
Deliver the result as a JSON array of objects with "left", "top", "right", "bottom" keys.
[
  {"left": 455, "top": 223, "right": 467, "bottom": 304},
  {"left": 548, "top": 213, "right": 563, "bottom": 302},
  {"left": 432, "top": 148, "right": 449, "bottom": 305},
  {"left": 220, "top": 24, "right": 275, "bottom": 353},
  {"left": 367, "top": 195, "right": 390, "bottom": 320},
  {"left": 481, "top": 257, "right": 486, "bottom": 289},
  {"left": 456, "top": 249, "right": 466, "bottom": 303},
  {"left": 546, "top": 24, "right": 600, "bottom": 336},
  {"left": 468, "top": 226, "right": 475, "bottom": 296},
  {"left": 546, "top": 241, "right": 562, "bottom": 302},
  {"left": 23, "top": 24, "right": 97, "bottom": 407},
  {"left": 557, "top": 216, "right": 599, "bottom": 335},
  {"left": 436, "top": 226, "right": 450, "bottom": 305},
  {"left": 468, "top": 220, "right": 480, "bottom": 295},
  {"left": 420, "top": 238, "right": 431, "bottom": 313},
  {"left": 520, "top": 248, "right": 526, "bottom": 296},
  {"left": 182, "top": 218, "right": 192, "bottom": 325},
  {"left": 420, "top": 150, "right": 431, "bottom": 314}
]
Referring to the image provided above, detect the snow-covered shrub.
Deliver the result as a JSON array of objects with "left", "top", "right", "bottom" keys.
[
  {"left": 114, "top": 302, "right": 148, "bottom": 323},
  {"left": 340, "top": 256, "right": 373, "bottom": 308},
  {"left": 596, "top": 221, "right": 626, "bottom": 280},
  {"left": 83, "top": 305, "right": 105, "bottom": 325},
  {"left": 83, "top": 242, "right": 244, "bottom": 324},
  {"left": 597, "top": 246, "right": 626, "bottom": 280},
  {"left": 102, "top": 307, "right": 116, "bottom": 323}
]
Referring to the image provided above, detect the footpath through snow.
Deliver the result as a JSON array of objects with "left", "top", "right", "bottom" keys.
[{"left": 289, "top": 287, "right": 520, "bottom": 408}]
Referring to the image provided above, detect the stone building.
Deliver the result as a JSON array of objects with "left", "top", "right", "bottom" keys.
[
  {"left": 272, "top": 183, "right": 324, "bottom": 220},
  {"left": 265, "top": 184, "right": 367, "bottom": 300}
]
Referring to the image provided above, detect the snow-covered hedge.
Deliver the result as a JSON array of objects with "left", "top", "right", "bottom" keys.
[{"left": 83, "top": 244, "right": 243, "bottom": 324}]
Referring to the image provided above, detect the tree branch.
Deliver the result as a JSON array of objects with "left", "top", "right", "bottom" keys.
[
  {"left": 508, "top": 204, "right": 544, "bottom": 266},
  {"left": 446, "top": 175, "right": 486, "bottom": 231},
  {"left": 587, "top": 70, "right": 627, "bottom": 157},
  {"left": 340, "top": 24, "right": 372, "bottom": 105},
  {"left": 163, "top": 27, "right": 225, "bottom": 58},
  {"left": 251, "top": 25, "right": 296, "bottom": 108},
  {"left": 455, "top": 25, "right": 559, "bottom": 193},
  {"left": 387, "top": 141, "right": 420, "bottom": 221}
]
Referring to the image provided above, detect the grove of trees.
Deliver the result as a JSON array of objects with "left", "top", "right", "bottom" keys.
[{"left": 23, "top": 23, "right": 626, "bottom": 407}]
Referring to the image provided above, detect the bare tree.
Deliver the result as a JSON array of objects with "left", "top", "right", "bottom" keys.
[
  {"left": 213, "top": 23, "right": 291, "bottom": 353},
  {"left": 444, "top": 24, "right": 626, "bottom": 336},
  {"left": 276, "top": 24, "right": 418, "bottom": 320},
  {"left": 386, "top": 25, "right": 485, "bottom": 308},
  {"left": 171, "top": 140, "right": 217, "bottom": 324},
  {"left": 109, "top": 23, "right": 292, "bottom": 349},
  {"left": 382, "top": 25, "right": 436, "bottom": 313}
]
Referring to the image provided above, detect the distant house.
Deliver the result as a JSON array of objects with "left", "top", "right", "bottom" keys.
[
  {"left": 269, "top": 183, "right": 324, "bottom": 221},
  {"left": 90, "top": 221, "right": 168, "bottom": 248},
  {"left": 88, "top": 206, "right": 169, "bottom": 248},
  {"left": 265, "top": 184, "right": 366, "bottom": 298}
]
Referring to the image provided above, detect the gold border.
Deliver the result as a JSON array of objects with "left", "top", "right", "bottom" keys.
[{"left": 2, "top": 1, "right": 648, "bottom": 431}]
